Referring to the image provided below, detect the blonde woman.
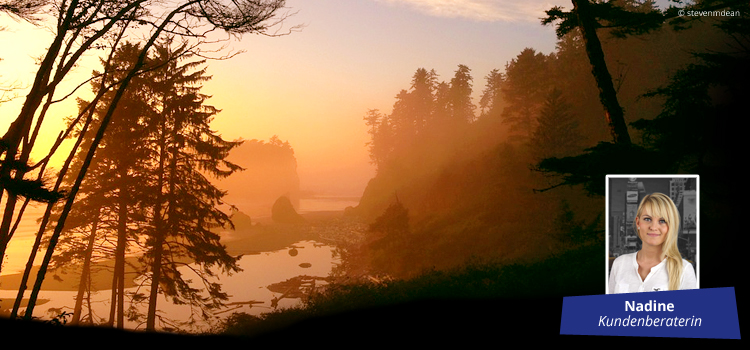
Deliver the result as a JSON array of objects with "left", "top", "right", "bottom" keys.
[{"left": 608, "top": 193, "right": 697, "bottom": 293}]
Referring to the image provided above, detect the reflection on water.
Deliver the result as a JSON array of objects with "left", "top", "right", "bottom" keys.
[
  {"left": 217, "top": 239, "right": 337, "bottom": 312},
  {"left": 1, "top": 196, "right": 357, "bottom": 331},
  {"left": 1, "top": 197, "right": 358, "bottom": 275},
  {"left": 0, "top": 240, "right": 339, "bottom": 331}
]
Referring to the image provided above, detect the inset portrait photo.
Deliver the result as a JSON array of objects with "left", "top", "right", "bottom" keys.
[{"left": 605, "top": 175, "right": 699, "bottom": 294}]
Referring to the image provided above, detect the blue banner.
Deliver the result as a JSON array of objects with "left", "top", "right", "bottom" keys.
[{"left": 560, "top": 287, "right": 740, "bottom": 339}]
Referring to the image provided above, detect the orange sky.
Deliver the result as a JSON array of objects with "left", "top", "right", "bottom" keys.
[{"left": 0, "top": 0, "right": 587, "bottom": 197}]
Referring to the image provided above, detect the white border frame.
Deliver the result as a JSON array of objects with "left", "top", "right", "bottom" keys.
[{"left": 605, "top": 174, "right": 700, "bottom": 293}]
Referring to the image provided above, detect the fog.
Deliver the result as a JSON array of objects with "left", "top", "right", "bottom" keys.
[{"left": 0, "top": 0, "right": 744, "bottom": 342}]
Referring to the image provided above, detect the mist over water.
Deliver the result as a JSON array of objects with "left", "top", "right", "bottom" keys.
[{"left": 0, "top": 0, "right": 743, "bottom": 342}]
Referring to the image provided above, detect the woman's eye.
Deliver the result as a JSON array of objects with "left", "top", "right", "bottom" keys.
[{"left": 660, "top": 220, "right": 667, "bottom": 224}]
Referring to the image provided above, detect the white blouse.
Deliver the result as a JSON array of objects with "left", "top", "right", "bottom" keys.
[{"left": 608, "top": 252, "right": 697, "bottom": 294}]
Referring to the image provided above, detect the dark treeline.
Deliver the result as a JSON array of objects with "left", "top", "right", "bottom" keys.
[
  {"left": 350, "top": 0, "right": 747, "bottom": 281},
  {"left": 1, "top": 0, "right": 747, "bottom": 342}
]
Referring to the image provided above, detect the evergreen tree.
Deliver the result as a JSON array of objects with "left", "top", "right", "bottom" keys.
[
  {"left": 364, "top": 109, "right": 393, "bottom": 169},
  {"left": 478, "top": 68, "right": 504, "bottom": 120},
  {"left": 432, "top": 81, "right": 451, "bottom": 122},
  {"left": 448, "top": 64, "right": 475, "bottom": 123},
  {"left": 39, "top": 42, "right": 158, "bottom": 327},
  {"left": 142, "top": 42, "right": 242, "bottom": 331},
  {"left": 5, "top": 0, "right": 291, "bottom": 322},
  {"left": 389, "top": 89, "right": 415, "bottom": 144},
  {"left": 551, "top": 28, "right": 608, "bottom": 144},
  {"left": 409, "top": 68, "right": 438, "bottom": 133},
  {"left": 501, "top": 48, "right": 552, "bottom": 140},
  {"left": 536, "top": 0, "right": 747, "bottom": 196},
  {"left": 530, "top": 88, "right": 582, "bottom": 162},
  {"left": 34, "top": 41, "right": 242, "bottom": 330}
]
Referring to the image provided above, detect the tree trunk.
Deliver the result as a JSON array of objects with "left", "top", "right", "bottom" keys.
[
  {"left": 71, "top": 210, "right": 100, "bottom": 325},
  {"left": 0, "top": 0, "right": 79, "bottom": 206},
  {"left": 8, "top": 115, "right": 95, "bottom": 319},
  {"left": 0, "top": 194, "right": 19, "bottom": 267},
  {"left": 146, "top": 112, "right": 178, "bottom": 330},
  {"left": 114, "top": 164, "right": 128, "bottom": 328},
  {"left": 145, "top": 84, "right": 168, "bottom": 331},
  {"left": 107, "top": 259, "right": 119, "bottom": 326},
  {"left": 1, "top": 0, "right": 149, "bottom": 278},
  {"left": 571, "top": 0, "right": 631, "bottom": 144},
  {"left": 22, "top": 3, "right": 186, "bottom": 320},
  {"left": 145, "top": 224, "right": 165, "bottom": 330}
]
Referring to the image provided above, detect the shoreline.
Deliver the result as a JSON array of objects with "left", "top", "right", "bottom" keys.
[{"left": 0, "top": 210, "right": 360, "bottom": 292}]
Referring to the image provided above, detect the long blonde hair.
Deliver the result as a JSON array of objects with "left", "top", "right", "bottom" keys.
[{"left": 634, "top": 192, "right": 683, "bottom": 290}]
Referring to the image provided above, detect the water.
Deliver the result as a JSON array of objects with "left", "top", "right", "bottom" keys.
[
  {"left": 2, "top": 196, "right": 359, "bottom": 274},
  {"left": 1, "top": 202, "right": 49, "bottom": 275},
  {"left": 0, "top": 196, "right": 359, "bottom": 331},
  {"left": 1, "top": 240, "right": 337, "bottom": 330}
]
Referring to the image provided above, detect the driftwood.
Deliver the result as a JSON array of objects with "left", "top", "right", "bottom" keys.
[
  {"left": 267, "top": 275, "right": 328, "bottom": 308},
  {"left": 213, "top": 300, "right": 265, "bottom": 315}
]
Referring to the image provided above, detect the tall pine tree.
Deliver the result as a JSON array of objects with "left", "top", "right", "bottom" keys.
[
  {"left": 35, "top": 41, "right": 242, "bottom": 330},
  {"left": 142, "top": 41, "right": 242, "bottom": 331},
  {"left": 530, "top": 88, "right": 582, "bottom": 162}
]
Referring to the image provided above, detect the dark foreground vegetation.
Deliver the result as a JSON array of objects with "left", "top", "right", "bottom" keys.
[
  {"left": 218, "top": 243, "right": 603, "bottom": 337},
  {"left": 2, "top": 242, "right": 729, "bottom": 345},
  {"left": 3, "top": 243, "right": 604, "bottom": 344},
  {"left": 1, "top": 1, "right": 746, "bottom": 344}
]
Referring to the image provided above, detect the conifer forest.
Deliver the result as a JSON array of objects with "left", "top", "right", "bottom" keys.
[{"left": 0, "top": 0, "right": 745, "bottom": 344}]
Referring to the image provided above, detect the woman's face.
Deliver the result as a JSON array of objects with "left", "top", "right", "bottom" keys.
[{"left": 636, "top": 207, "right": 669, "bottom": 249}]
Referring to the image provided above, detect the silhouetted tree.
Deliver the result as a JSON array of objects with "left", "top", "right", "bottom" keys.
[
  {"left": 631, "top": 18, "right": 748, "bottom": 173},
  {"left": 530, "top": 88, "right": 582, "bottom": 162},
  {"left": 537, "top": 0, "right": 747, "bottom": 196},
  {"left": 1, "top": 1, "right": 148, "bottom": 253},
  {"left": 432, "top": 81, "right": 451, "bottom": 122},
  {"left": 543, "top": 0, "right": 634, "bottom": 144},
  {"left": 550, "top": 28, "right": 609, "bottom": 144},
  {"left": 389, "top": 89, "right": 416, "bottom": 145},
  {"left": 136, "top": 42, "right": 242, "bottom": 331},
  {"left": 364, "top": 109, "right": 393, "bottom": 169},
  {"left": 501, "top": 48, "right": 552, "bottom": 141},
  {"left": 447, "top": 64, "right": 475, "bottom": 124},
  {"left": 478, "top": 69, "right": 504, "bottom": 120},
  {"left": 8, "top": 0, "right": 292, "bottom": 322},
  {"left": 88, "top": 42, "right": 157, "bottom": 328},
  {"left": 28, "top": 43, "right": 204, "bottom": 327},
  {"left": 409, "top": 68, "right": 438, "bottom": 133},
  {"left": 9, "top": 39, "right": 155, "bottom": 322},
  {"left": 0, "top": 0, "right": 47, "bottom": 21}
]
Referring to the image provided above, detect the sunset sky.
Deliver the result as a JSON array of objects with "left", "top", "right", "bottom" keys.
[{"left": 0, "top": 0, "right": 675, "bottom": 197}]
